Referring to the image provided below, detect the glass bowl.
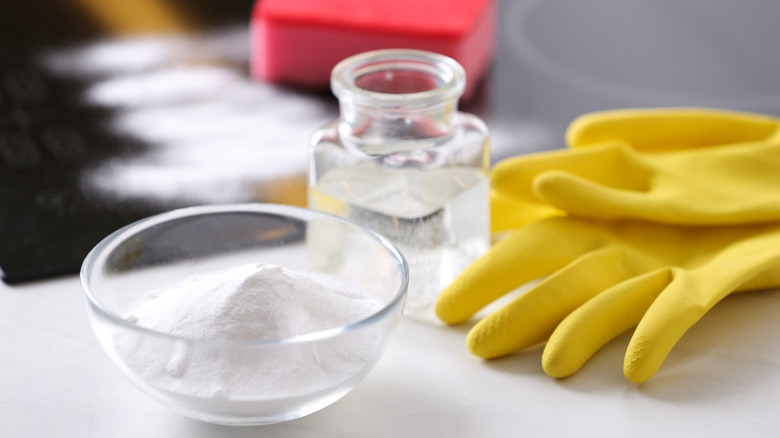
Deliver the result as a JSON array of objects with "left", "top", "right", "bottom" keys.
[{"left": 81, "top": 204, "right": 408, "bottom": 426}]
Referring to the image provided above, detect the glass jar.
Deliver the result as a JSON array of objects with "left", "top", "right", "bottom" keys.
[{"left": 308, "top": 49, "right": 490, "bottom": 317}]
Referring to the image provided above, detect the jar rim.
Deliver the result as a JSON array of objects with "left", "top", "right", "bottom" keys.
[{"left": 331, "top": 49, "right": 466, "bottom": 107}]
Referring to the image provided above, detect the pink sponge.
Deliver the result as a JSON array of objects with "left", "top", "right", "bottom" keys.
[{"left": 251, "top": 0, "right": 495, "bottom": 99}]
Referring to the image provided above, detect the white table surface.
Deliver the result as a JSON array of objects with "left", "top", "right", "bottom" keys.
[{"left": 3, "top": 274, "right": 780, "bottom": 437}]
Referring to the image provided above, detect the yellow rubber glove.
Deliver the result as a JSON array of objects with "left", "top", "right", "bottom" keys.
[
  {"left": 436, "top": 217, "right": 780, "bottom": 382},
  {"left": 492, "top": 108, "right": 780, "bottom": 232}
]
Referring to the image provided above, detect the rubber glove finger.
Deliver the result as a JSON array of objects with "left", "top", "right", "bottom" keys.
[
  {"left": 542, "top": 269, "right": 672, "bottom": 378},
  {"left": 490, "top": 188, "right": 562, "bottom": 233},
  {"left": 533, "top": 170, "right": 658, "bottom": 223},
  {"left": 437, "top": 219, "right": 598, "bottom": 325},
  {"left": 625, "top": 231, "right": 780, "bottom": 383},
  {"left": 737, "top": 260, "right": 780, "bottom": 292},
  {"left": 466, "top": 246, "right": 633, "bottom": 359},
  {"left": 623, "top": 272, "right": 725, "bottom": 383},
  {"left": 536, "top": 143, "right": 780, "bottom": 226},
  {"left": 491, "top": 144, "right": 651, "bottom": 207},
  {"left": 567, "top": 108, "right": 779, "bottom": 152}
]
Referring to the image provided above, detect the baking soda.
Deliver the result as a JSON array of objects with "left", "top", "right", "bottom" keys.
[
  {"left": 42, "top": 27, "right": 334, "bottom": 207},
  {"left": 115, "top": 263, "right": 384, "bottom": 401}
]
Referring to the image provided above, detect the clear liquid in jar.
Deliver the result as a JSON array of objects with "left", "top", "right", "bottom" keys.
[{"left": 310, "top": 162, "right": 489, "bottom": 316}]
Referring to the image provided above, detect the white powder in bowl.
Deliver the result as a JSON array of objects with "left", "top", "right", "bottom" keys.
[
  {"left": 113, "top": 263, "right": 387, "bottom": 402},
  {"left": 125, "top": 262, "right": 382, "bottom": 340}
]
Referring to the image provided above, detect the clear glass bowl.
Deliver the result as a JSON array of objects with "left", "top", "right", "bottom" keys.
[{"left": 81, "top": 204, "right": 408, "bottom": 426}]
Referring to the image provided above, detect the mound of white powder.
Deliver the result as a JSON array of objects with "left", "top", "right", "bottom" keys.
[
  {"left": 114, "top": 263, "right": 387, "bottom": 402},
  {"left": 125, "top": 262, "right": 382, "bottom": 340}
]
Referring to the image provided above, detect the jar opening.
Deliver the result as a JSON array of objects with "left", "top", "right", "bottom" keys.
[
  {"left": 355, "top": 68, "right": 442, "bottom": 94},
  {"left": 331, "top": 49, "right": 465, "bottom": 104}
]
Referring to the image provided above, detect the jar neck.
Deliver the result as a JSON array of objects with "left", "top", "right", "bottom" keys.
[{"left": 330, "top": 50, "right": 466, "bottom": 149}]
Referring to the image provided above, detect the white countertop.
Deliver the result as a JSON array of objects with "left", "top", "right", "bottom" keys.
[{"left": 3, "top": 274, "right": 780, "bottom": 437}]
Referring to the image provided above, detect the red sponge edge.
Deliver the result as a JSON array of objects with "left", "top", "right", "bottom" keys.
[{"left": 250, "top": 0, "right": 495, "bottom": 100}]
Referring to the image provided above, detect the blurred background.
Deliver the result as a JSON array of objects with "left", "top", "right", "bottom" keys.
[{"left": 2, "top": 0, "right": 779, "bottom": 282}]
